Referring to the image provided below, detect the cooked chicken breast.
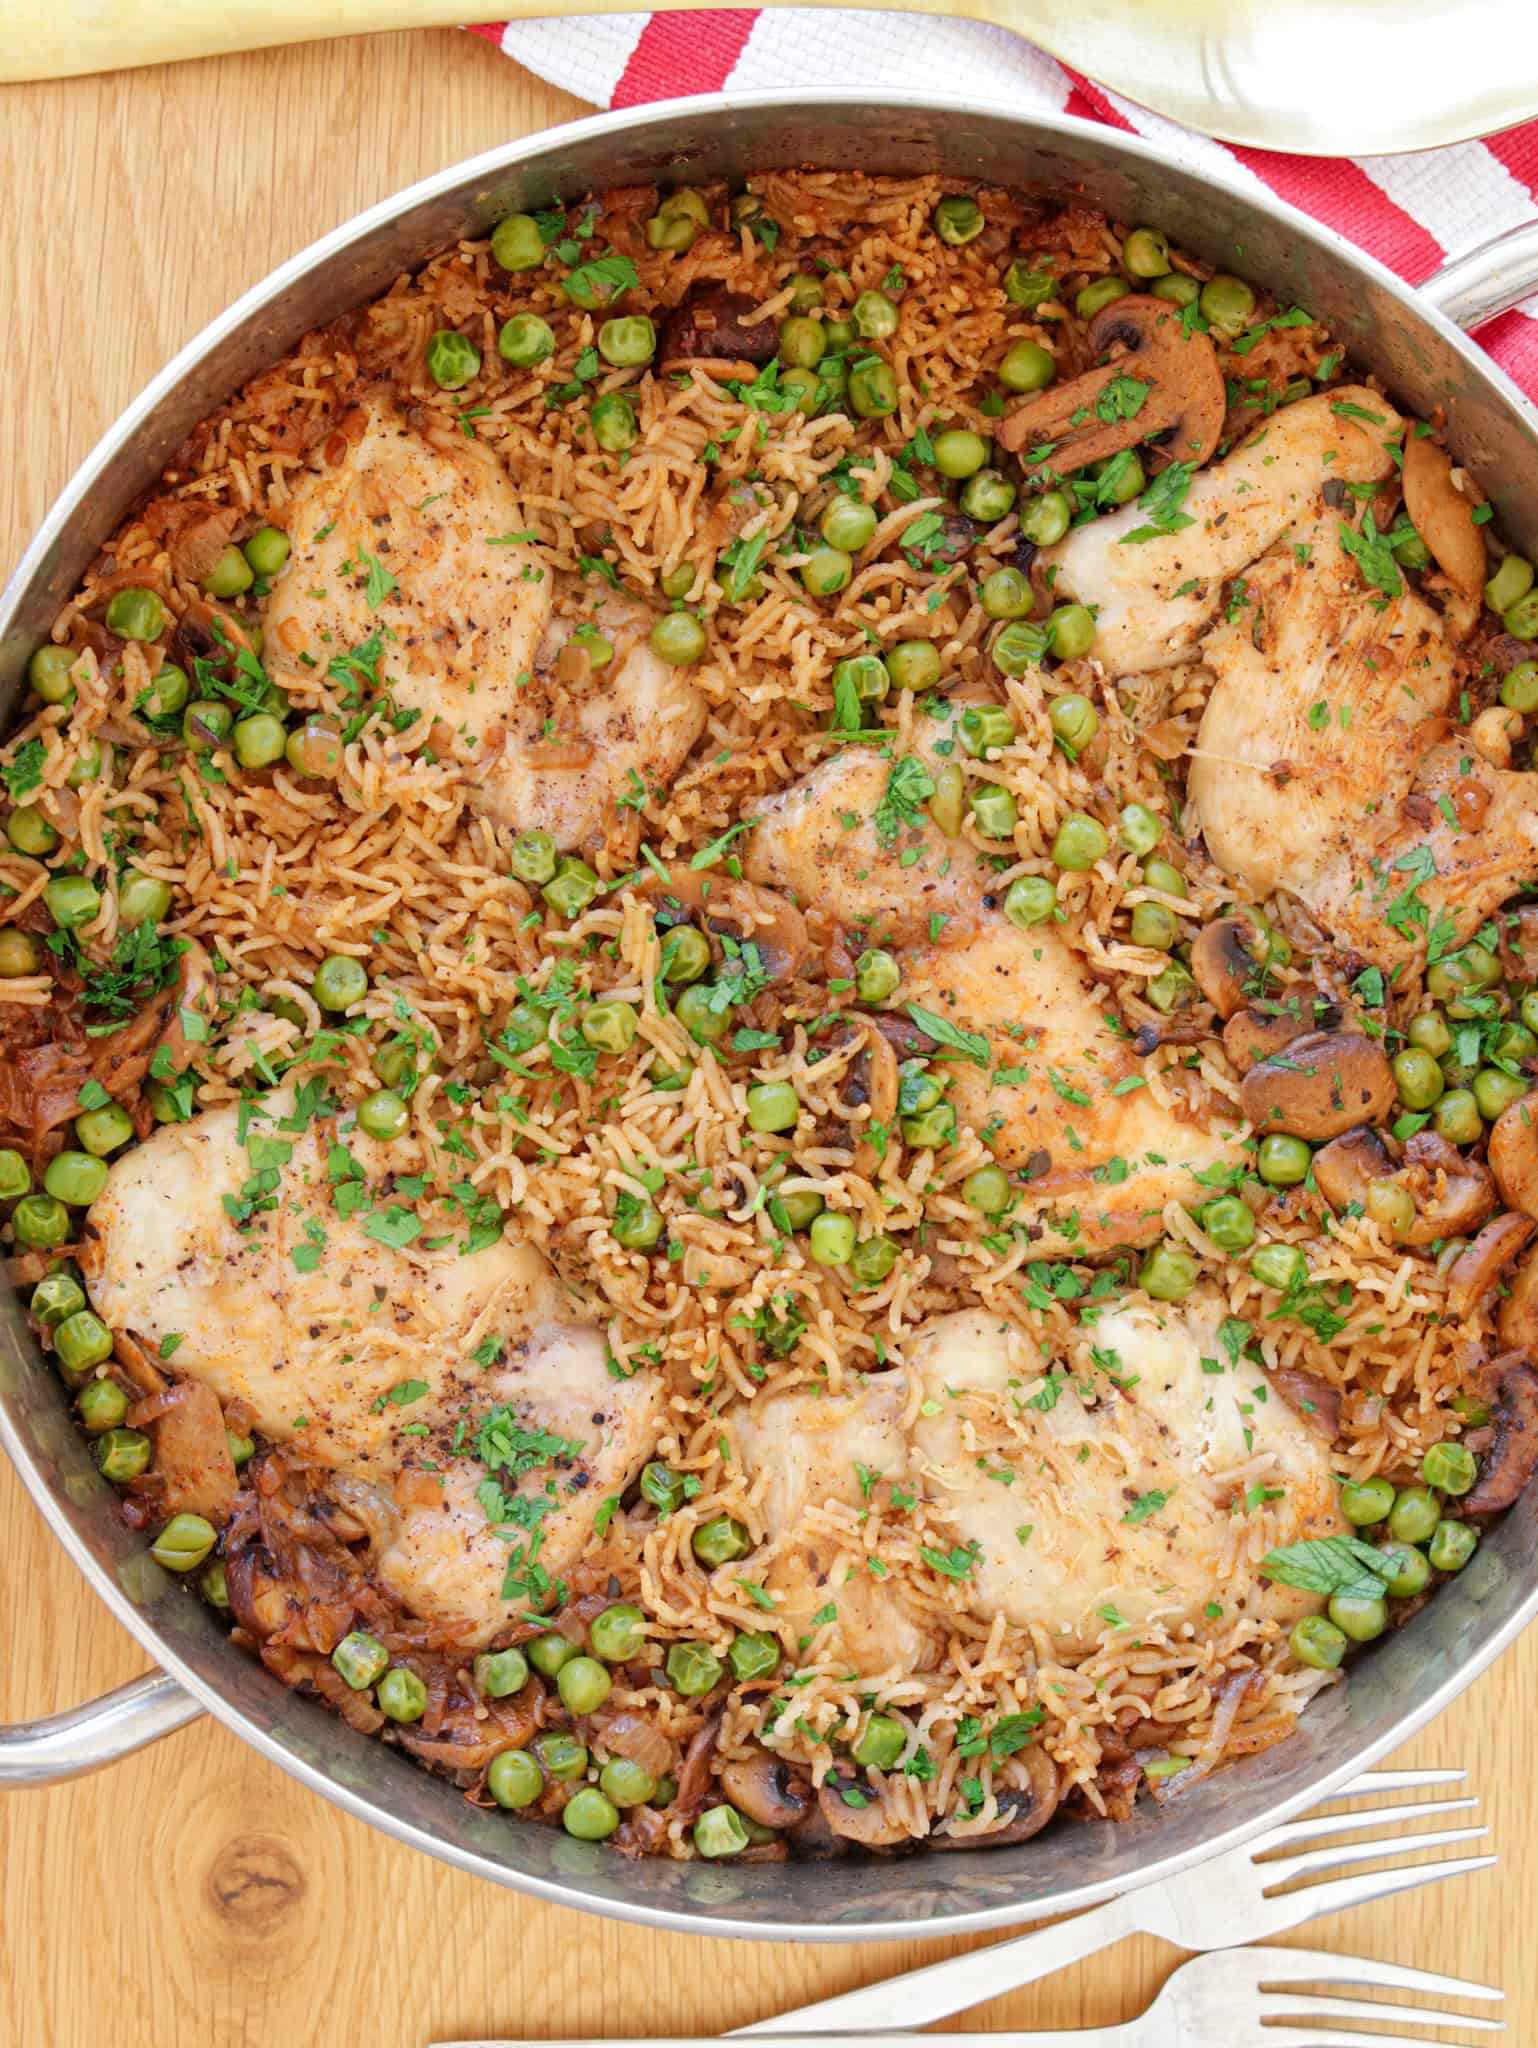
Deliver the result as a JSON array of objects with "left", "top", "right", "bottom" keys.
[
  {"left": 85, "top": 1096, "right": 661, "bottom": 1637},
  {"left": 1042, "top": 387, "right": 1400, "bottom": 677},
  {"left": 265, "top": 400, "right": 705, "bottom": 850},
  {"left": 909, "top": 1301, "right": 1341, "bottom": 1654},
  {"left": 733, "top": 1378, "right": 935, "bottom": 1677},
  {"left": 1189, "top": 511, "right": 1513, "bottom": 963}
]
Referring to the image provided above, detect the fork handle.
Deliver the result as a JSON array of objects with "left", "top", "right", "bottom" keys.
[
  {"left": 734, "top": 1889, "right": 1145, "bottom": 2035},
  {"left": 446, "top": 2033, "right": 1141, "bottom": 2048}
]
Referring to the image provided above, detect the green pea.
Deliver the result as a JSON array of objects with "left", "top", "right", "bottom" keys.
[
  {"left": 504, "top": 828, "right": 556, "bottom": 888},
  {"left": 848, "top": 357, "right": 899, "bottom": 419},
  {"left": 30, "top": 1272, "right": 83, "bottom": 1324},
  {"left": 1199, "top": 275, "right": 1257, "bottom": 335},
  {"left": 527, "top": 1632, "right": 577, "bottom": 1679},
  {"left": 821, "top": 496, "right": 877, "bottom": 553},
  {"left": 491, "top": 212, "right": 546, "bottom": 272},
  {"left": 377, "top": 1666, "right": 429, "bottom": 1722},
  {"left": 694, "top": 1515, "right": 751, "bottom": 1568},
  {"left": 1048, "top": 604, "right": 1097, "bottom": 659},
  {"left": 183, "top": 701, "right": 231, "bottom": 754},
  {"left": 962, "top": 1164, "right": 1011, "bottom": 1215},
  {"left": 110, "top": 875, "right": 170, "bottom": 941},
  {"left": 823, "top": 318, "right": 855, "bottom": 350},
  {"left": 1338, "top": 1475, "right": 1395, "bottom": 1526},
  {"left": 588, "top": 1602, "right": 646, "bottom": 1664},
  {"left": 640, "top": 1461, "right": 687, "bottom": 1515},
  {"left": 44, "top": 1150, "right": 107, "bottom": 1207},
  {"left": 933, "top": 429, "right": 988, "bottom": 479},
  {"left": 1147, "top": 961, "right": 1198, "bottom": 1013},
  {"left": 1366, "top": 1179, "right": 1416, "bottom": 1240},
  {"left": 1392, "top": 1047, "right": 1445, "bottom": 1109},
  {"left": 313, "top": 954, "right": 368, "bottom": 1013},
  {"left": 854, "top": 1712, "right": 907, "bottom": 1769},
  {"left": 232, "top": 713, "right": 287, "bottom": 770},
  {"left": 226, "top": 1430, "right": 255, "bottom": 1469},
  {"left": 534, "top": 1730, "right": 589, "bottom": 1781},
  {"left": 1428, "top": 1519, "right": 1478, "bottom": 1572},
  {"left": 1091, "top": 450, "right": 1145, "bottom": 506},
  {"left": 1328, "top": 1592, "right": 1387, "bottom": 1643},
  {"left": 495, "top": 314, "right": 555, "bottom": 371},
  {"left": 694, "top": 1804, "right": 750, "bottom": 1858},
  {"left": 141, "top": 661, "right": 189, "bottom": 720},
  {"left": 783, "top": 271, "right": 823, "bottom": 311},
  {"left": 590, "top": 391, "right": 638, "bottom": 453},
  {"left": 76, "top": 1377, "right": 128, "bottom": 1432},
  {"left": 1123, "top": 227, "right": 1170, "bottom": 278},
  {"left": 353, "top": 1088, "right": 407, "bottom": 1143},
  {"left": 285, "top": 716, "right": 343, "bottom": 778},
  {"left": 487, "top": 1748, "right": 542, "bottom": 1809},
  {"left": 650, "top": 612, "right": 707, "bottom": 666},
  {"left": 933, "top": 195, "right": 984, "bottom": 245},
  {"left": 1407, "top": 1010, "right": 1452, "bottom": 1057},
  {"left": 768, "top": 1188, "right": 824, "bottom": 1236},
  {"left": 971, "top": 784, "right": 1018, "bottom": 840},
  {"left": 332, "top": 1631, "right": 390, "bottom": 1690},
  {"left": 1257, "top": 1134, "right": 1312, "bottom": 1187},
  {"left": 802, "top": 547, "right": 852, "bottom": 597},
  {"left": 1146, "top": 861, "right": 1190, "bottom": 899},
  {"left": 1150, "top": 272, "right": 1200, "bottom": 308},
  {"left": 1052, "top": 812, "right": 1109, "bottom": 871},
  {"left": 1501, "top": 660, "right": 1538, "bottom": 713},
  {"left": 999, "top": 340, "right": 1056, "bottom": 394},
  {"left": 1426, "top": 943, "right": 1500, "bottom": 1006},
  {"left": 901, "top": 1104, "right": 956, "bottom": 1150},
  {"left": 927, "top": 762, "right": 966, "bottom": 838},
  {"left": 599, "top": 1757, "right": 657, "bottom": 1807},
  {"left": 612, "top": 1194, "right": 663, "bottom": 1249},
  {"left": 44, "top": 874, "right": 100, "bottom": 931},
  {"left": 1475, "top": 1067, "right": 1528, "bottom": 1120},
  {"left": 651, "top": 926, "right": 708, "bottom": 991},
  {"left": 1128, "top": 903, "right": 1173, "bottom": 950},
  {"left": 1139, "top": 1241, "right": 1198, "bottom": 1301},
  {"left": 898, "top": 1066, "right": 942, "bottom": 1114},
  {"left": 1201, "top": 1194, "right": 1255, "bottom": 1251},
  {"left": 94, "top": 1427, "right": 150, "bottom": 1483},
  {"left": 1388, "top": 1485, "right": 1441, "bottom": 1545},
  {"left": 236, "top": 528, "right": 289, "bottom": 583},
  {"left": 1486, "top": 554, "right": 1533, "bottom": 615},
  {"left": 1493, "top": 1021, "right": 1537, "bottom": 1064},
  {"left": 0, "top": 930, "right": 42, "bottom": 979},
  {"left": 830, "top": 656, "right": 888, "bottom": 713},
  {"left": 1390, "top": 527, "right": 1432, "bottom": 570},
  {"left": 54, "top": 1309, "right": 114, "bottom": 1373},
  {"left": 29, "top": 643, "right": 77, "bottom": 703},
  {"left": 959, "top": 467, "right": 1017, "bottom": 523},
  {"left": 961, "top": 703, "right": 1018, "bottom": 755},
  {"left": 746, "top": 1082, "right": 799, "bottom": 1134},
  {"left": 728, "top": 1631, "right": 780, "bottom": 1682},
  {"left": 888, "top": 640, "right": 942, "bottom": 692},
  {"left": 203, "top": 544, "right": 254, "bottom": 599},
  {"left": 854, "top": 949, "right": 899, "bottom": 1004},
  {"left": 63, "top": 740, "right": 101, "bottom": 792},
  {"left": 666, "top": 1640, "right": 723, "bottom": 1696},
  {"left": 1376, "top": 1540, "right": 1431, "bottom": 1598},
  {"left": 1004, "top": 874, "right": 1057, "bottom": 929},
  {"left": 809, "top": 1211, "right": 856, "bottom": 1266},
  {"left": 104, "top": 588, "right": 165, "bottom": 642},
  {"left": 598, "top": 314, "right": 657, "bottom": 367},
  {"left": 1049, "top": 693, "right": 1100, "bottom": 752},
  {"left": 1422, "top": 1441, "right": 1477, "bottom": 1495},
  {"left": 1003, "top": 260, "right": 1056, "bottom": 308},
  {"left": 850, "top": 1233, "right": 899, "bottom": 1284},
  {"left": 847, "top": 291, "right": 896, "bottom": 341},
  {"left": 1289, "top": 1615, "right": 1347, "bottom": 1670},
  {"left": 769, "top": 315, "right": 821, "bottom": 372},
  {"left": 543, "top": 857, "right": 600, "bottom": 918},
  {"left": 557, "top": 1654, "right": 614, "bottom": 1716},
  {"left": 1251, "top": 1242, "right": 1306, "bottom": 1292},
  {"left": 151, "top": 1512, "right": 217, "bottom": 1574},
  {"left": 1019, "top": 490, "right": 1072, "bottom": 547},
  {"left": 979, "top": 567, "right": 1033, "bottom": 622},
  {"left": 1075, "top": 277, "right": 1131, "bottom": 320},
  {"left": 5, "top": 800, "right": 58, "bottom": 861},
  {"left": 582, "top": 1000, "right": 639, "bottom": 1055},
  {"left": 426, "top": 330, "right": 481, "bottom": 390},
  {"left": 474, "top": 1646, "right": 530, "bottom": 1698},
  {"left": 676, "top": 983, "right": 730, "bottom": 1044},
  {"left": 1433, "top": 1088, "right": 1483, "bottom": 1146}
]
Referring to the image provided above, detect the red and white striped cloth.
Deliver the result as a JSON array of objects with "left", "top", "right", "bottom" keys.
[{"left": 469, "top": 10, "right": 1538, "bottom": 398}]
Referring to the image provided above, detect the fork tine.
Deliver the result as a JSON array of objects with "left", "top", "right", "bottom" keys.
[
  {"left": 1326, "top": 1767, "right": 1467, "bottom": 1794},
  {"left": 1264, "top": 1820, "right": 1487, "bottom": 1885},
  {"left": 1245, "top": 1942, "right": 1503, "bottom": 2002},
  {"left": 1261, "top": 1990, "right": 1503, "bottom": 2031},
  {"left": 1251, "top": 1850, "right": 1497, "bottom": 1934},
  {"left": 1257, "top": 2030, "right": 1495, "bottom": 2048},
  {"left": 1257, "top": 1794, "right": 1476, "bottom": 1856}
]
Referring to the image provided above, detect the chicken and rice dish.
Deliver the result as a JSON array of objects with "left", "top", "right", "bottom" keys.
[{"left": 4, "top": 171, "right": 1538, "bottom": 1861}]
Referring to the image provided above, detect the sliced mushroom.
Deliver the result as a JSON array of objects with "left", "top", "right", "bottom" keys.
[
  {"left": 1268, "top": 1367, "right": 1342, "bottom": 1443},
  {"left": 1448, "top": 1214, "right": 1536, "bottom": 1321},
  {"left": 1488, "top": 1092, "right": 1538, "bottom": 1220},
  {"left": 1312, "top": 1126, "right": 1496, "bottom": 1247},
  {"left": 1498, "top": 1243, "right": 1538, "bottom": 1351},
  {"left": 929, "top": 1746, "right": 1061, "bottom": 1849},
  {"left": 1500, "top": 905, "right": 1538, "bottom": 982},
  {"left": 719, "top": 1751, "right": 813, "bottom": 1831},
  {"left": 997, "top": 295, "right": 1225, "bottom": 472},
  {"left": 1240, "top": 1030, "right": 1395, "bottom": 1141},
  {"left": 1400, "top": 434, "right": 1487, "bottom": 596},
  {"left": 1190, "top": 916, "right": 1261, "bottom": 1020},
  {"left": 638, "top": 863, "right": 808, "bottom": 985},
  {"left": 1462, "top": 1356, "right": 1538, "bottom": 1513},
  {"left": 817, "top": 1776, "right": 910, "bottom": 1848},
  {"left": 1223, "top": 996, "right": 1344, "bottom": 1075},
  {"left": 659, "top": 285, "right": 778, "bottom": 371}
]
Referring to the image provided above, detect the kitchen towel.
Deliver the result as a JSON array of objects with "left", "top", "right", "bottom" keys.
[{"left": 469, "top": 10, "right": 1538, "bottom": 397}]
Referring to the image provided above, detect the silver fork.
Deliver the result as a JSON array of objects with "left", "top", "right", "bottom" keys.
[
  {"left": 451, "top": 1947, "right": 1502, "bottom": 2048},
  {"left": 738, "top": 1769, "right": 1493, "bottom": 2035}
]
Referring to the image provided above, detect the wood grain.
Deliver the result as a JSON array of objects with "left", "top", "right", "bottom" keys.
[{"left": 0, "top": 30, "right": 1533, "bottom": 2046}]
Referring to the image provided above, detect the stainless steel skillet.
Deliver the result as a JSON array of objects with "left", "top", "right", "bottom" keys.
[{"left": 3, "top": 90, "right": 1538, "bottom": 1942}]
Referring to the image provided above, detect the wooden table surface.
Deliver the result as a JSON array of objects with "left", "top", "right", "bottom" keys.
[{"left": 0, "top": 29, "right": 1532, "bottom": 2047}]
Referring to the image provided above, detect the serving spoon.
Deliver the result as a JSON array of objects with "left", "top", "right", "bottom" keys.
[{"left": 3, "top": 0, "right": 1537, "bottom": 157}]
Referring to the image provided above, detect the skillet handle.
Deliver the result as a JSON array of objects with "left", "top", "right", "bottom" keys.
[
  {"left": 0, "top": 1670, "right": 203, "bottom": 1786},
  {"left": 1421, "top": 221, "right": 1538, "bottom": 333}
]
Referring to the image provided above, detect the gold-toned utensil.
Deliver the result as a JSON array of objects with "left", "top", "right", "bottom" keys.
[{"left": 3, "top": 0, "right": 1536, "bottom": 156}]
